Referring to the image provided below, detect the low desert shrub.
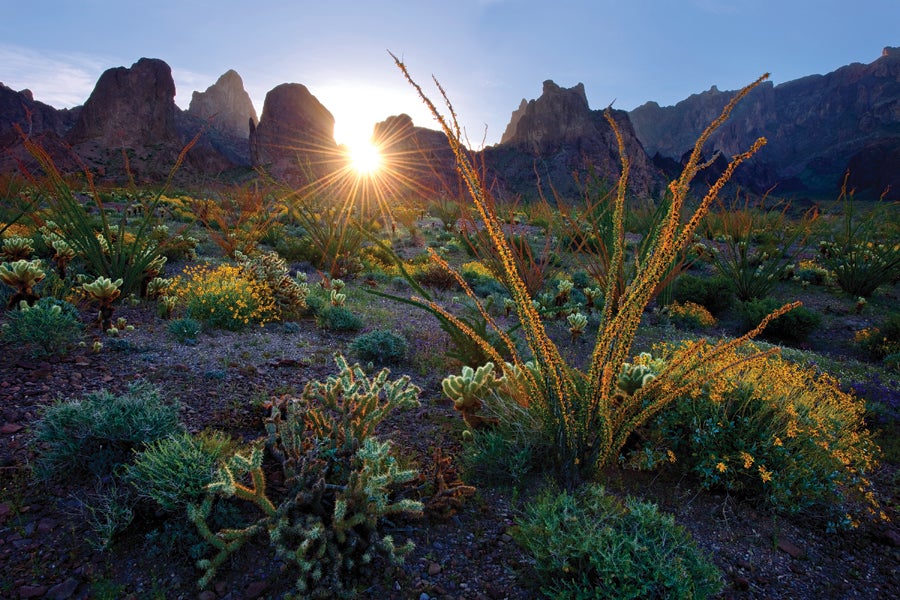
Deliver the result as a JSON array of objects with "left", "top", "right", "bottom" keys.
[
  {"left": 350, "top": 329, "right": 408, "bottom": 364},
  {"left": 167, "top": 317, "right": 202, "bottom": 344},
  {"left": 1, "top": 296, "right": 83, "bottom": 357},
  {"left": 512, "top": 484, "right": 722, "bottom": 599},
  {"left": 739, "top": 297, "right": 822, "bottom": 342},
  {"left": 234, "top": 250, "right": 307, "bottom": 321},
  {"left": 855, "top": 314, "right": 900, "bottom": 362},
  {"left": 664, "top": 300, "right": 716, "bottom": 330},
  {"left": 172, "top": 263, "right": 277, "bottom": 330},
  {"left": 126, "top": 430, "right": 237, "bottom": 511},
  {"left": 33, "top": 383, "right": 182, "bottom": 480},
  {"left": 316, "top": 304, "right": 363, "bottom": 331},
  {"left": 643, "top": 342, "right": 883, "bottom": 529},
  {"left": 671, "top": 273, "right": 734, "bottom": 315}
]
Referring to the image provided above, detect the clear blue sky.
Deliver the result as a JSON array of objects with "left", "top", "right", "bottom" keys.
[{"left": 1, "top": 0, "right": 896, "bottom": 147}]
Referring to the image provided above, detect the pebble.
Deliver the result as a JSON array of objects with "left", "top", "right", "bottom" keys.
[
  {"left": 198, "top": 591, "right": 217, "bottom": 600},
  {"left": 47, "top": 577, "right": 80, "bottom": 599},
  {"left": 428, "top": 562, "right": 442, "bottom": 576},
  {"left": 777, "top": 539, "right": 804, "bottom": 558},
  {"left": 0, "top": 422, "right": 23, "bottom": 434},
  {"left": 18, "top": 585, "right": 48, "bottom": 599}
]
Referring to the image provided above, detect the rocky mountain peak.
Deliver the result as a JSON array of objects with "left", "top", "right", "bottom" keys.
[
  {"left": 66, "top": 57, "right": 177, "bottom": 147},
  {"left": 188, "top": 69, "right": 258, "bottom": 139},
  {"left": 249, "top": 83, "right": 338, "bottom": 183}
]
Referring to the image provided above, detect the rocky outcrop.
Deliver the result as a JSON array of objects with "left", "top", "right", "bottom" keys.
[
  {"left": 0, "top": 83, "right": 80, "bottom": 174},
  {"left": 66, "top": 58, "right": 178, "bottom": 148},
  {"left": 500, "top": 99, "right": 527, "bottom": 145},
  {"left": 631, "top": 48, "right": 900, "bottom": 198},
  {"left": 485, "top": 80, "right": 659, "bottom": 200},
  {"left": 250, "top": 83, "right": 339, "bottom": 184},
  {"left": 372, "top": 114, "right": 458, "bottom": 199},
  {"left": 187, "top": 70, "right": 258, "bottom": 139}
]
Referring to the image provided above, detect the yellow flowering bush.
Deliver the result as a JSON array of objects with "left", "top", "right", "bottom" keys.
[
  {"left": 665, "top": 300, "right": 717, "bottom": 329},
  {"left": 171, "top": 264, "right": 276, "bottom": 330},
  {"left": 0, "top": 223, "right": 34, "bottom": 239},
  {"left": 643, "top": 341, "right": 883, "bottom": 530}
]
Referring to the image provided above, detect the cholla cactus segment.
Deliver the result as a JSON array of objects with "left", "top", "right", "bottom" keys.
[
  {"left": 2, "top": 236, "right": 34, "bottom": 260},
  {"left": 441, "top": 363, "right": 501, "bottom": 413},
  {"left": 145, "top": 277, "right": 172, "bottom": 299},
  {"left": 331, "top": 278, "right": 346, "bottom": 292},
  {"left": 82, "top": 276, "right": 124, "bottom": 302},
  {"left": 567, "top": 311, "right": 589, "bottom": 341},
  {"left": 617, "top": 352, "right": 666, "bottom": 396},
  {"left": 157, "top": 295, "right": 176, "bottom": 319},
  {"left": 51, "top": 239, "right": 76, "bottom": 260},
  {"left": 330, "top": 289, "right": 346, "bottom": 307}
]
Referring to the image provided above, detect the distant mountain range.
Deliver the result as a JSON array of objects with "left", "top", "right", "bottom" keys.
[{"left": 1, "top": 48, "right": 898, "bottom": 200}]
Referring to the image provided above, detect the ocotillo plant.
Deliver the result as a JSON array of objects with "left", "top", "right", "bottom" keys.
[{"left": 393, "top": 54, "right": 798, "bottom": 487}]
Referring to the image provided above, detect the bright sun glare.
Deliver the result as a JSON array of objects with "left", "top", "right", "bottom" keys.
[{"left": 348, "top": 140, "right": 383, "bottom": 175}]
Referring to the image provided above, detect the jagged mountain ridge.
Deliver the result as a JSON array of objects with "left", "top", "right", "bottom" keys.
[
  {"left": 630, "top": 47, "right": 900, "bottom": 198},
  {"left": 1, "top": 50, "right": 897, "bottom": 199}
]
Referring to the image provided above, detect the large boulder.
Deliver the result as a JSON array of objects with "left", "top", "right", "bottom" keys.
[{"left": 250, "top": 83, "right": 339, "bottom": 185}]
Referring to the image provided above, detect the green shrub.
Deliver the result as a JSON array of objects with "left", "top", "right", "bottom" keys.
[
  {"left": 643, "top": 342, "right": 882, "bottom": 529},
  {"left": 739, "top": 298, "right": 822, "bottom": 342},
  {"left": 33, "top": 383, "right": 182, "bottom": 480},
  {"left": 1, "top": 296, "right": 82, "bottom": 357},
  {"left": 316, "top": 305, "right": 363, "bottom": 331},
  {"left": 513, "top": 484, "right": 722, "bottom": 599},
  {"left": 671, "top": 273, "right": 734, "bottom": 315},
  {"left": 350, "top": 329, "right": 408, "bottom": 365},
  {"left": 126, "top": 430, "right": 237, "bottom": 511},
  {"left": 167, "top": 317, "right": 202, "bottom": 344}
]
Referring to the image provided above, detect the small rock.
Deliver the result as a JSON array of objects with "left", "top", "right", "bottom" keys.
[
  {"left": 428, "top": 562, "right": 442, "bottom": 576},
  {"left": 37, "top": 518, "right": 58, "bottom": 534},
  {"left": 419, "top": 594, "right": 430, "bottom": 600},
  {"left": 1, "top": 423, "right": 23, "bottom": 434},
  {"left": 47, "top": 578, "right": 80, "bottom": 599},
  {"left": 789, "top": 562, "right": 805, "bottom": 575},
  {"left": 732, "top": 576, "right": 750, "bottom": 591},
  {"left": 736, "top": 559, "right": 752, "bottom": 570},
  {"left": 877, "top": 528, "right": 900, "bottom": 547},
  {"left": 18, "top": 585, "right": 49, "bottom": 599},
  {"left": 777, "top": 539, "right": 804, "bottom": 558},
  {"left": 244, "top": 580, "right": 268, "bottom": 599},
  {"left": 198, "top": 591, "right": 217, "bottom": 600}
]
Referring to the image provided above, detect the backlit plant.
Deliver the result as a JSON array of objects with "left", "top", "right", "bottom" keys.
[
  {"left": 171, "top": 263, "right": 277, "bottom": 330},
  {"left": 0, "top": 258, "right": 45, "bottom": 307},
  {"left": 665, "top": 300, "right": 717, "bottom": 330},
  {"left": 1, "top": 297, "right": 83, "bottom": 357},
  {"left": 187, "top": 355, "right": 422, "bottom": 595},
  {"left": 642, "top": 341, "right": 884, "bottom": 529},
  {"left": 82, "top": 276, "right": 123, "bottom": 331},
  {"left": 395, "top": 56, "right": 791, "bottom": 486},
  {"left": 1, "top": 236, "right": 34, "bottom": 261}
]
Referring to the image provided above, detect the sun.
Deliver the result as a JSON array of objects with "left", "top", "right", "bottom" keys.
[{"left": 347, "top": 139, "right": 383, "bottom": 175}]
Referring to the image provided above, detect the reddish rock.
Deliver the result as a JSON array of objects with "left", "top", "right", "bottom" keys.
[
  {"left": 777, "top": 539, "right": 805, "bottom": 558},
  {"left": 1, "top": 423, "right": 23, "bottom": 434},
  {"left": 18, "top": 585, "right": 48, "bottom": 598},
  {"left": 47, "top": 577, "right": 80, "bottom": 599}
]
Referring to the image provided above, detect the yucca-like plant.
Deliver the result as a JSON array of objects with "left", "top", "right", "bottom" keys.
[
  {"left": 394, "top": 56, "right": 798, "bottom": 486},
  {"left": 19, "top": 132, "right": 200, "bottom": 296},
  {"left": 83, "top": 276, "right": 123, "bottom": 331},
  {"left": 0, "top": 259, "right": 45, "bottom": 307}
]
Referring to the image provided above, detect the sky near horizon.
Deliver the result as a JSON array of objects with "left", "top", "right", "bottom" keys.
[{"left": 1, "top": 0, "right": 897, "bottom": 149}]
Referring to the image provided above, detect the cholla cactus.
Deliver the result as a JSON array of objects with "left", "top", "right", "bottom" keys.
[
  {"left": 617, "top": 352, "right": 666, "bottom": 396},
  {"left": 330, "top": 288, "right": 346, "bottom": 307},
  {"left": 441, "top": 363, "right": 502, "bottom": 428},
  {"left": 583, "top": 287, "right": 602, "bottom": 312},
  {"left": 157, "top": 295, "right": 176, "bottom": 319},
  {"left": 51, "top": 240, "right": 77, "bottom": 279},
  {"left": 1, "top": 236, "right": 34, "bottom": 261},
  {"left": 83, "top": 276, "right": 123, "bottom": 331},
  {"left": 0, "top": 259, "right": 45, "bottom": 307},
  {"left": 503, "top": 297, "right": 516, "bottom": 317},
  {"left": 567, "top": 311, "right": 588, "bottom": 342},
  {"left": 331, "top": 278, "right": 346, "bottom": 292},
  {"left": 145, "top": 277, "right": 172, "bottom": 299},
  {"left": 140, "top": 255, "right": 167, "bottom": 298},
  {"left": 554, "top": 279, "right": 574, "bottom": 306}
]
